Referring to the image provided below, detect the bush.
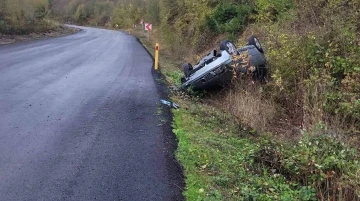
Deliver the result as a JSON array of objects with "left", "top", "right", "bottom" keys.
[
  {"left": 0, "top": 19, "right": 9, "bottom": 33},
  {"left": 205, "top": 3, "right": 252, "bottom": 34},
  {"left": 254, "top": 0, "right": 293, "bottom": 22},
  {"left": 254, "top": 134, "right": 360, "bottom": 200},
  {"left": 245, "top": 0, "right": 360, "bottom": 134}
]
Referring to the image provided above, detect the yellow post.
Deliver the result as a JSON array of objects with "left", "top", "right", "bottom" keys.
[{"left": 154, "top": 43, "right": 159, "bottom": 70}]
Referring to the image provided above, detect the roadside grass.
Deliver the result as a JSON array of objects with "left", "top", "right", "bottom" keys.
[
  {"left": 172, "top": 97, "right": 303, "bottom": 200},
  {"left": 129, "top": 28, "right": 183, "bottom": 78},
  {"left": 131, "top": 28, "right": 360, "bottom": 201},
  {"left": 172, "top": 97, "right": 360, "bottom": 200}
]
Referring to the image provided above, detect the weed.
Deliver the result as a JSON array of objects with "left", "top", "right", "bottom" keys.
[{"left": 223, "top": 81, "right": 276, "bottom": 132}]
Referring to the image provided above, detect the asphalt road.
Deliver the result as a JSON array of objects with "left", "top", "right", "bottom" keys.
[{"left": 0, "top": 26, "right": 183, "bottom": 201}]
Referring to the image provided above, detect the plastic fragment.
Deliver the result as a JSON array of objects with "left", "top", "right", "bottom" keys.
[{"left": 160, "top": 99, "right": 179, "bottom": 109}]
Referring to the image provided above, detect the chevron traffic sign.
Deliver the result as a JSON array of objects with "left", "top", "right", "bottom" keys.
[{"left": 145, "top": 23, "right": 152, "bottom": 31}]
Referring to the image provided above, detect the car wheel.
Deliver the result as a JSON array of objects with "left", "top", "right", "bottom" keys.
[
  {"left": 181, "top": 76, "right": 186, "bottom": 83},
  {"left": 182, "top": 62, "right": 193, "bottom": 77},
  {"left": 248, "top": 35, "right": 264, "bottom": 54},
  {"left": 220, "top": 40, "right": 239, "bottom": 55}
]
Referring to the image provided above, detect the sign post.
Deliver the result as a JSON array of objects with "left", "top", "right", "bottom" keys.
[
  {"left": 140, "top": 19, "right": 144, "bottom": 36},
  {"left": 144, "top": 23, "right": 152, "bottom": 40}
]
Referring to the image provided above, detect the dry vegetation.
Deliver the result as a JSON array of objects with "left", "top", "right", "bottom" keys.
[{"left": 224, "top": 82, "right": 276, "bottom": 133}]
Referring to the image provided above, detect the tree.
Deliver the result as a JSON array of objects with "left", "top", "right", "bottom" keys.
[
  {"left": 75, "top": 4, "right": 86, "bottom": 24},
  {"left": 146, "top": 0, "right": 160, "bottom": 25}
]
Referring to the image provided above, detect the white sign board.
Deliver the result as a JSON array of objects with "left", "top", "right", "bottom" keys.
[{"left": 145, "top": 23, "right": 152, "bottom": 31}]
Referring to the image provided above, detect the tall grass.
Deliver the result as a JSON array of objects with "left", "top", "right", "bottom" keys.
[{"left": 223, "top": 81, "right": 276, "bottom": 132}]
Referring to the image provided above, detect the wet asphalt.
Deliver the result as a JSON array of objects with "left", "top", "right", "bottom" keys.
[{"left": 0, "top": 26, "right": 183, "bottom": 201}]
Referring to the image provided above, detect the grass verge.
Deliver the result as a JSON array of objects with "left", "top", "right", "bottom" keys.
[{"left": 172, "top": 97, "right": 360, "bottom": 200}]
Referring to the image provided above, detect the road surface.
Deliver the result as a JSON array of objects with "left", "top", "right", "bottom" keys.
[{"left": 0, "top": 26, "right": 183, "bottom": 201}]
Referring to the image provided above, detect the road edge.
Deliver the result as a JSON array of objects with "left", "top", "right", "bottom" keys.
[{"left": 135, "top": 37, "right": 185, "bottom": 201}]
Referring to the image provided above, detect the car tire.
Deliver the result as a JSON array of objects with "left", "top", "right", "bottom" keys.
[
  {"left": 220, "top": 40, "right": 239, "bottom": 55},
  {"left": 181, "top": 76, "right": 186, "bottom": 84},
  {"left": 182, "top": 62, "right": 193, "bottom": 77},
  {"left": 248, "top": 35, "right": 264, "bottom": 54}
]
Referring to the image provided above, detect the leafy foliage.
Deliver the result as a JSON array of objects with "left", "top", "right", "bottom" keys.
[
  {"left": 256, "top": 133, "right": 360, "bottom": 200},
  {"left": 206, "top": 3, "right": 252, "bottom": 34},
  {"left": 0, "top": 0, "right": 51, "bottom": 34},
  {"left": 253, "top": 0, "right": 293, "bottom": 22},
  {"left": 258, "top": 0, "right": 360, "bottom": 133}
]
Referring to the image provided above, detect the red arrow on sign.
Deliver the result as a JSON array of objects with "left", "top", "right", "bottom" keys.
[{"left": 145, "top": 23, "right": 152, "bottom": 31}]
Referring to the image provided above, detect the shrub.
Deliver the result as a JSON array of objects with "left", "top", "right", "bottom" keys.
[
  {"left": 0, "top": 19, "right": 9, "bottom": 33},
  {"left": 205, "top": 3, "right": 252, "bottom": 34},
  {"left": 245, "top": 0, "right": 360, "bottom": 134},
  {"left": 254, "top": 134, "right": 360, "bottom": 200},
  {"left": 254, "top": 0, "right": 293, "bottom": 22}
]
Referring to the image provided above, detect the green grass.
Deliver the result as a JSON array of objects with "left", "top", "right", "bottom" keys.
[
  {"left": 172, "top": 98, "right": 360, "bottom": 200},
  {"left": 171, "top": 98, "right": 319, "bottom": 200}
]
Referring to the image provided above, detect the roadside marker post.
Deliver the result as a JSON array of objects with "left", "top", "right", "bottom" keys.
[{"left": 155, "top": 43, "right": 159, "bottom": 70}]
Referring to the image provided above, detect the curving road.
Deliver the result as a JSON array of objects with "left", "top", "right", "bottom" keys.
[{"left": 0, "top": 26, "right": 183, "bottom": 201}]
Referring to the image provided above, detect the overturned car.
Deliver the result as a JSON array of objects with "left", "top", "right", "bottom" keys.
[{"left": 180, "top": 35, "right": 268, "bottom": 90}]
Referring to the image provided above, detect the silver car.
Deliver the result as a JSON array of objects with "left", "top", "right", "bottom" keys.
[{"left": 180, "top": 35, "right": 267, "bottom": 90}]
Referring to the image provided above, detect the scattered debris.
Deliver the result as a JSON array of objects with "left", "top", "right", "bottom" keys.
[{"left": 160, "top": 99, "right": 179, "bottom": 109}]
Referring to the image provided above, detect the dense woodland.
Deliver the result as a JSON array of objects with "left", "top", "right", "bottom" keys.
[{"left": 1, "top": 0, "right": 360, "bottom": 200}]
